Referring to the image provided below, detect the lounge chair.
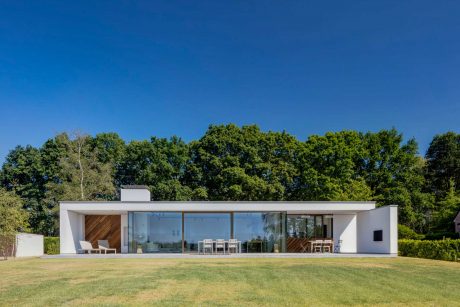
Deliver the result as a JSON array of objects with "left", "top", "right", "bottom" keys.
[
  {"left": 79, "top": 241, "right": 101, "bottom": 254},
  {"left": 98, "top": 240, "right": 117, "bottom": 254}
]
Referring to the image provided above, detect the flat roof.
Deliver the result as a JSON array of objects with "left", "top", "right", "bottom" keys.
[{"left": 60, "top": 201, "right": 376, "bottom": 215}]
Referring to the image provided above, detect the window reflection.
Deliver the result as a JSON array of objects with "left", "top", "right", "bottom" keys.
[
  {"left": 184, "top": 213, "right": 231, "bottom": 252},
  {"left": 233, "top": 213, "right": 285, "bottom": 253},
  {"left": 129, "top": 212, "right": 182, "bottom": 253}
]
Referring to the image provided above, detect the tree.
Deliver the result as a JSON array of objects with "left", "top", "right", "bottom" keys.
[
  {"left": 425, "top": 132, "right": 460, "bottom": 197},
  {"left": 0, "top": 189, "right": 28, "bottom": 259},
  {"left": 293, "top": 131, "right": 371, "bottom": 201},
  {"left": 360, "top": 129, "right": 433, "bottom": 232},
  {"left": 432, "top": 179, "right": 460, "bottom": 232},
  {"left": 116, "top": 136, "right": 192, "bottom": 200},
  {"left": 45, "top": 132, "right": 116, "bottom": 205},
  {"left": 187, "top": 124, "right": 300, "bottom": 201},
  {"left": 0, "top": 145, "right": 50, "bottom": 234}
]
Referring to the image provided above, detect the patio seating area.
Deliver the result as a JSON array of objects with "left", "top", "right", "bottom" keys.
[{"left": 198, "top": 239, "right": 242, "bottom": 254}]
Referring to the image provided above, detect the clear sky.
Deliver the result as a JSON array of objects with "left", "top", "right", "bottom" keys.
[{"left": 1, "top": 1, "right": 459, "bottom": 163}]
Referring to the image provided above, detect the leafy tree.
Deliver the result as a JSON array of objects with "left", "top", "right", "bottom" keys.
[
  {"left": 187, "top": 124, "right": 300, "bottom": 200},
  {"left": 0, "top": 189, "right": 29, "bottom": 259},
  {"left": 425, "top": 132, "right": 460, "bottom": 197},
  {"left": 360, "top": 129, "right": 433, "bottom": 232},
  {"left": 45, "top": 132, "right": 116, "bottom": 204},
  {"left": 294, "top": 131, "right": 371, "bottom": 201},
  {"left": 432, "top": 179, "right": 460, "bottom": 232},
  {"left": 0, "top": 188, "right": 29, "bottom": 234},
  {"left": 116, "top": 136, "right": 192, "bottom": 200},
  {"left": 0, "top": 146, "right": 50, "bottom": 234},
  {"left": 92, "top": 132, "right": 126, "bottom": 165}
]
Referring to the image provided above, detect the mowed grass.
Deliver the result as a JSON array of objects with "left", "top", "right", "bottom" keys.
[{"left": 1, "top": 257, "right": 460, "bottom": 306}]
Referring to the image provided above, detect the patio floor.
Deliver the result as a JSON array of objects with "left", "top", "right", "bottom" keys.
[{"left": 42, "top": 253, "right": 397, "bottom": 259}]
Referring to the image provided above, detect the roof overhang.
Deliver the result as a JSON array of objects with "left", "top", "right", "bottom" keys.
[{"left": 60, "top": 201, "right": 376, "bottom": 215}]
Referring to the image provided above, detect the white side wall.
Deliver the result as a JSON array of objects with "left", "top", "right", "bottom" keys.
[
  {"left": 357, "top": 205, "right": 398, "bottom": 254},
  {"left": 333, "top": 214, "right": 357, "bottom": 253},
  {"left": 15, "top": 233, "right": 44, "bottom": 257},
  {"left": 60, "top": 209, "right": 85, "bottom": 254}
]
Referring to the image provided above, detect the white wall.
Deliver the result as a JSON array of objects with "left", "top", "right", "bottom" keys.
[
  {"left": 333, "top": 214, "right": 357, "bottom": 253},
  {"left": 357, "top": 205, "right": 398, "bottom": 254},
  {"left": 15, "top": 233, "right": 44, "bottom": 257},
  {"left": 121, "top": 188, "right": 151, "bottom": 201},
  {"left": 60, "top": 209, "right": 85, "bottom": 254}
]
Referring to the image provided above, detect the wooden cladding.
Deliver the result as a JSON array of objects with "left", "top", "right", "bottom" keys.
[
  {"left": 85, "top": 215, "right": 121, "bottom": 252},
  {"left": 286, "top": 237, "right": 310, "bottom": 252}
]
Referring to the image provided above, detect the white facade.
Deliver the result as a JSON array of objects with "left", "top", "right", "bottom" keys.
[{"left": 60, "top": 187, "right": 398, "bottom": 255}]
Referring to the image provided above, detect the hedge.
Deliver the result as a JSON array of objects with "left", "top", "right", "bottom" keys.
[
  {"left": 44, "top": 237, "right": 60, "bottom": 255},
  {"left": 399, "top": 239, "right": 460, "bottom": 261}
]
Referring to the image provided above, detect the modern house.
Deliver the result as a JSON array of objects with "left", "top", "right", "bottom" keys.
[{"left": 60, "top": 186, "right": 398, "bottom": 255}]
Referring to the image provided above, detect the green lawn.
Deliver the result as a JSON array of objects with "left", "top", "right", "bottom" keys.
[{"left": 1, "top": 257, "right": 459, "bottom": 306}]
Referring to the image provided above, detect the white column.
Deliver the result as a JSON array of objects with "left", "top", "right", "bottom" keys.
[
  {"left": 333, "top": 214, "right": 357, "bottom": 253},
  {"left": 121, "top": 214, "right": 128, "bottom": 253}
]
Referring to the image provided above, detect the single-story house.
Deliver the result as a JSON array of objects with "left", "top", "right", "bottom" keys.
[{"left": 60, "top": 186, "right": 398, "bottom": 254}]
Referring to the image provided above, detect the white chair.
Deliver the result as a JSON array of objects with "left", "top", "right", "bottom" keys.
[
  {"left": 215, "top": 239, "right": 225, "bottom": 254},
  {"left": 203, "top": 239, "right": 214, "bottom": 254},
  {"left": 98, "top": 240, "right": 117, "bottom": 254},
  {"left": 228, "top": 239, "right": 239, "bottom": 253},
  {"left": 79, "top": 241, "right": 101, "bottom": 254},
  {"left": 322, "top": 240, "right": 332, "bottom": 253},
  {"left": 312, "top": 240, "right": 323, "bottom": 253}
]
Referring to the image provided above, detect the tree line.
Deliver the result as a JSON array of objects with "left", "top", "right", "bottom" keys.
[{"left": 1, "top": 124, "right": 459, "bottom": 237}]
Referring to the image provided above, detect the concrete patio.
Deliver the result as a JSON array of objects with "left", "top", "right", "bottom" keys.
[{"left": 42, "top": 253, "right": 397, "bottom": 259}]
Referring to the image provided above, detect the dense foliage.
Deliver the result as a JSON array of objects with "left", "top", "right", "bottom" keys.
[
  {"left": 399, "top": 239, "right": 460, "bottom": 261},
  {"left": 44, "top": 237, "right": 60, "bottom": 255},
  {"left": 0, "top": 125, "right": 459, "bottom": 237}
]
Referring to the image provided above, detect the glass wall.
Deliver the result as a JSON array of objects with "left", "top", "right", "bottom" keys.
[
  {"left": 128, "top": 212, "right": 182, "bottom": 253},
  {"left": 233, "top": 212, "right": 286, "bottom": 253},
  {"left": 184, "top": 213, "right": 231, "bottom": 252},
  {"left": 287, "top": 215, "right": 333, "bottom": 239},
  {"left": 128, "top": 211, "right": 332, "bottom": 253}
]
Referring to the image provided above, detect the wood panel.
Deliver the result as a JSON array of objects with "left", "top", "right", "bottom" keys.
[
  {"left": 287, "top": 237, "right": 311, "bottom": 252},
  {"left": 85, "top": 215, "right": 121, "bottom": 252}
]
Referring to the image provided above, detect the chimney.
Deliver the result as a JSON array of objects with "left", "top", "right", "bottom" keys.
[{"left": 120, "top": 185, "right": 151, "bottom": 201}]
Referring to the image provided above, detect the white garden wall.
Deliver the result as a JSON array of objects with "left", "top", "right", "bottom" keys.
[{"left": 15, "top": 233, "right": 44, "bottom": 257}]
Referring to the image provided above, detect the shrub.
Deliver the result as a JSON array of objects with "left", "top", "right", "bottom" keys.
[
  {"left": 399, "top": 239, "right": 460, "bottom": 261},
  {"left": 398, "top": 224, "right": 424, "bottom": 240},
  {"left": 44, "top": 237, "right": 59, "bottom": 255}
]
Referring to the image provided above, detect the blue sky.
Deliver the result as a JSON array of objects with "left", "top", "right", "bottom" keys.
[{"left": 1, "top": 1, "right": 459, "bottom": 163}]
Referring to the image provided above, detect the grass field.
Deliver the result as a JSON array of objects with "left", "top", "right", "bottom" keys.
[{"left": 1, "top": 257, "right": 459, "bottom": 306}]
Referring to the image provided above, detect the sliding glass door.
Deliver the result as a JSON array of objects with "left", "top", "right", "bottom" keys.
[
  {"left": 183, "top": 213, "right": 231, "bottom": 252},
  {"left": 233, "top": 212, "right": 286, "bottom": 253},
  {"left": 128, "top": 212, "right": 182, "bottom": 253}
]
